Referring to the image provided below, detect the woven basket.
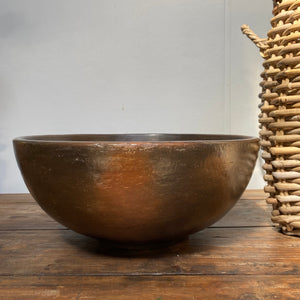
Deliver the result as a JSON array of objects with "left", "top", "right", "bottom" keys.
[{"left": 242, "top": 0, "right": 300, "bottom": 236}]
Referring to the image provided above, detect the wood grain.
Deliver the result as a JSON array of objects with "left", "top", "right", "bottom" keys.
[
  {"left": 240, "top": 189, "right": 265, "bottom": 200},
  {"left": 1, "top": 227, "right": 298, "bottom": 276},
  {"left": 1, "top": 190, "right": 297, "bottom": 299},
  {"left": 0, "top": 193, "right": 33, "bottom": 203},
  {"left": 0, "top": 201, "right": 64, "bottom": 230},
  {"left": 1, "top": 275, "right": 300, "bottom": 299}
]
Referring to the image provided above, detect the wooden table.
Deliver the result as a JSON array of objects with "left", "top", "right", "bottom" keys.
[{"left": 1, "top": 190, "right": 300, "bottom": 299}]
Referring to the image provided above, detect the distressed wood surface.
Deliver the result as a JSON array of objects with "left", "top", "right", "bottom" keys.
[
  {"left": 1, "top": 275, "right": 300, "bottom": 300},
  {"left": 1, "top": 190, "right": 300, "bottom": 299}
]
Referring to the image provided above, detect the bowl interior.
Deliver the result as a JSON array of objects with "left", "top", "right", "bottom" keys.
[{"left": 14, "top": 133, "right": 258, "bottom": 143}]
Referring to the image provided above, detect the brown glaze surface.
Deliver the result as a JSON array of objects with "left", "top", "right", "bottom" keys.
[{"left": 13, "top": 134, "right": 259, "bottom": 244}]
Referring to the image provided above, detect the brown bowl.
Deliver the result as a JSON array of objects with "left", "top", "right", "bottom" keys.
[{"left": 13, "top": 134, "right": 259, "bottom": 246}]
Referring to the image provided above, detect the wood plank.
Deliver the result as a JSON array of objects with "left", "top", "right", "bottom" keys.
[
  {"left": 0, "top": 227, "right": 298, "bottom": 276},
  {"left": 0, "top": 190, "right": 267, "bottom": 203},
  {"left": 241, "top": 189, "right": 265, "bottom": 200},
  {"left": 1, "top": 190, "right": 297, "bottom": 299},
  {"left": 0, "top": 190, "right": 272, "bottom": 230},
  {"left": 0, "top": 275, "right": 300, "bottom": 299},
  {"left": 212, "top": 197, "right": 272, "bottom": 227},
  {"left": 0, "top": 190, "right": 268, "bottom": 202},
  {"left": 0, "top": 202, "right": 64, "bottom": 230},
  {"left": 0, "top": 194, "right": 34, "bottom": 203}
]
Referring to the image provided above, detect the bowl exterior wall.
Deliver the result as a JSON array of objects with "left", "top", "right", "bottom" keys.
[{"left": 13, "top": 137, "right": 259, "bottom": 242}]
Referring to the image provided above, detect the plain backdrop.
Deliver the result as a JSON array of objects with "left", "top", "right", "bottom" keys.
[{"left": 0, "top": 0, "right": 272, "bottom": 193}]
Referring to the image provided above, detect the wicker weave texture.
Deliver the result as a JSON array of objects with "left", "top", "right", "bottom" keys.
[{"left": 243, "top": 0, "right": 300, "bottom": 236}]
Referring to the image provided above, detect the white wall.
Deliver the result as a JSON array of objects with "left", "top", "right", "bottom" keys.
[{"left": 0, "top": 0, "right": 272, "bottom": 193}]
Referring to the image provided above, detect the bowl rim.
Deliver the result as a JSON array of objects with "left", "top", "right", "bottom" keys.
[{"left": 13, "top": 133, "right": 260, "bottom": 144}]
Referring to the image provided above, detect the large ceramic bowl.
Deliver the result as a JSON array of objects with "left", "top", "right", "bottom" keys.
[{"left": 13, "top": 134, "right": 259, "bottom": 245}]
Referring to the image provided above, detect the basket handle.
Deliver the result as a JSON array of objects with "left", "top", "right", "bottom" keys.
[{"left": 241, "top": 24, "right": 269, "bottom": 58}]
